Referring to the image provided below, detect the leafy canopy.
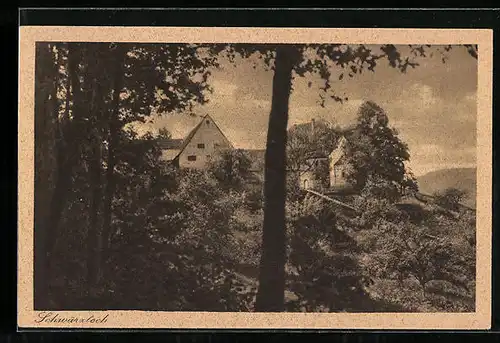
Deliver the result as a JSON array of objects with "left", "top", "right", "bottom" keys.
[{"left": 344, "top": 101, "right": 418, "bottom": 201}]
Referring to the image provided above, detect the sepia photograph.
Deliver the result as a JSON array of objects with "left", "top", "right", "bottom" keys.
[{"left": 18, "top": 27, "right": 492, "bottom": 329}]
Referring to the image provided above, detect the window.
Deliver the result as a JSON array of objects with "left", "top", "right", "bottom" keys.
[
  {"left": 214, "top": 143, "right": 220, "bottom": 148},
  {"left": 187, "top": 155, "right": 196, "bottom": 161},
  {"left": 206, "top": 120, "right": 210, "bottom": 125},
  {"left": 197, "top": 143, "right": 205, "bottom": 149}
]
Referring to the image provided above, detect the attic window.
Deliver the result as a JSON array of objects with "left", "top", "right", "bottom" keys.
[
  {"left": 206, "top": 120, "right": 210, "bottom": 125},
  {"left": 197, "top": 143, "right": 205, "bottom": 149},
  {"left": 187, "top": 155, "right": 197, "bottom": 161}
]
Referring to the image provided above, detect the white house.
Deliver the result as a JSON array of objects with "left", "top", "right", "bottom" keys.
[
  {"left": 293, "top": 120, "right": 352, "bottom": 191},
  {"left": 160, "top": 115, "right": 352, "bottom": 192},
  {"left": 159, "top": 114, "right": 234, "bottom": 169},
  {"left": 329, "top": 135, "right": 349, "bottom": 189}
]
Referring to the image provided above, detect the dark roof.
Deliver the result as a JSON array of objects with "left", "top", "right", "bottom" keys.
[
  {"left": 289, "top": 121, "right": 314, "bottom": 132},
  {"left": 157, "top": 138, "right": 183, "bottom": 150},
  {"left": 304, "top": 151, "right": 328, "bottom": 159}
]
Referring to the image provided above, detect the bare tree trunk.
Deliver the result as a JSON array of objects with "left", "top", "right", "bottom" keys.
[{"left": 255, "top": 45, "right": 297, "bottom": 312}]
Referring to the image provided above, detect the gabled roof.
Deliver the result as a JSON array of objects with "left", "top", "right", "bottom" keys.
[
  {"left": 176, "top": 119, "right": 204, "bottom": 153},
  {"left": 207, "top": 114, "right": 234, "bottom": 150},
  {"left": 163, "top": 114, "right": 234, "bottom": 161},
  {"left": 330, "top": 136, "right": 348, "bottom": 166}
]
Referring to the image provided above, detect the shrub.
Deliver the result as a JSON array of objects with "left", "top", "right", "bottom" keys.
[{"left": 433, "top": 188, "right": 467, "bottom": 211}]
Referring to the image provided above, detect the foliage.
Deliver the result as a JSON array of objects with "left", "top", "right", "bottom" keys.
[
  {"left": 34, "top": 42, "right": 220, "bottom": 308},
  {"left": 158, "top": 127, "right": 172, "bottom": 139},
  {"left": 106, "top": 167, "right": 256, "bottom": 311},
  {"left": 287, "top": 119, "right": 341, "bottom": 172},
  {"left": 344, "top": 101, "right": 417, "bottom": 201},
  {"left": 353, "top": 192, "right": 475, "bottom": 311},
  {"left": 312, "top": 159, "right": 331, "bottom": 190},
  {"left": 43, "top": 124, "right": 260, "bottom": 310},
  {"left": 54, "top": 149, "right": 259, "bottom": 310},
  {"left": 286, "top": 172, "right": 302, "bottom": 202},
  {"left": 366, "top": 278, "right": 474, "bottom": 312},
  {"left": 360, "top": 175, "right": 404, "bottom": 204},
  {"left": 433, "top": 187, "right": 468, "bottom": 211},
  {"left": 207, "top": 149, "right": 254, "bottom": 191},
  {"left": 286, "top": 196, "right": 368, "bottom": 312}
]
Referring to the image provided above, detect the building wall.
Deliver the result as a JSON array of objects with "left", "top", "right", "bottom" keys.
[
  {"left": 299, "top": 171, "right": 317, "bottom": 190},
  {"left": 330, "top": 160, "right": 348, "bottom": 188},
  {"left": 299, "top": 171, "right": 322, "bottom": 189},
  {"left": 178, "top": 116, "right": 232, "bottom": 169}
]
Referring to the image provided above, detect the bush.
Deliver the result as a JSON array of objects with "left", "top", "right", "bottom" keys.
[
  {"left": 353, "top": 192, "right": 475, "bottom": 312},
  {"left": 433, "top": 188, "right": 467, "bottom": 211},
  {"left": 286, "top": 196, "right": 368, "bottom": 312}
]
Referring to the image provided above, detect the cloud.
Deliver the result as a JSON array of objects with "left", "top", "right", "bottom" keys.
[
  {"left": 410, "top": 83, "right": 438, "bottom": 109},
  {"left": 289, "top": 99, "right": 364, "bottom": 128},
  {"left": 210, "top": 79, "right": 238, "bottom": 97}
]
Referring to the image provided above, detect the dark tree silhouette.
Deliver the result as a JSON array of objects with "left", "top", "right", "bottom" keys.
[
  {"left": 343, "top": 100, "right": 417, "bottom": 202},
  {"left": 34, "top": 42, "right": 217, "bottom": 308}
]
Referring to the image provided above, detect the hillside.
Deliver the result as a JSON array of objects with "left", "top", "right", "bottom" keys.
[{"left": 417, "top": 167, "right": 476, "bottom": 208}]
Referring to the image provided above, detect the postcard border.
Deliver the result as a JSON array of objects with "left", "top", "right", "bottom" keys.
[{"left": 18, "top": 26, "right": 493, "bottom": 330}]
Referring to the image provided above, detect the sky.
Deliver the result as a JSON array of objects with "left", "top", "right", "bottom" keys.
[{"left": 134, "top": 44, "right": 477, "bottom": 177}]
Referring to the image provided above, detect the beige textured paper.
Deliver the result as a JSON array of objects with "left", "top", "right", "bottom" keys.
[{"left": 18, "top": 26, "right": 493, "bottom": 329}]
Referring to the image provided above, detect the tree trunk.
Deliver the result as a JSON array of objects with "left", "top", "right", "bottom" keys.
[
  {"left": 255, "top": 45, "right": 297, "bottom": 312},
  {"left": 34, "top": 43, "right": 59, "bottom": 309},
  {"left": 41, "top": 44, "right": 85, "bottom": 276},
  {"left": 85, "top": 46, "right": 106, "bottom": 294},
  {"left": 87, "top": 128, "right": 103, "bottom": 293},
  {"left": 101, "top": 45, "right": 125, "bottom": 274}
]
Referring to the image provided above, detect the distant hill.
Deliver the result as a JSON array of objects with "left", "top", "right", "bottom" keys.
[{"left": 417, "top": 167, "right": 476, "bottom": 208}]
